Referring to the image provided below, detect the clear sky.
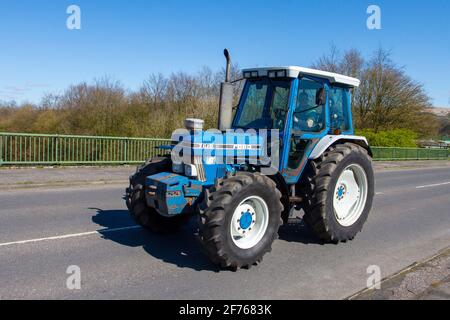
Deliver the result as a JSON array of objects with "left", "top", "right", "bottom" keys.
[{"left": 0, "top": 0, "right": 449, "bottom": 107}]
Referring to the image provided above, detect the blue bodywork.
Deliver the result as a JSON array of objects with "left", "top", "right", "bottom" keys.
[
  {"left": 145, "top": 172, "right": 203, "bottom": 216},
  {"left": 145, "top": 75, "right": 356, "bottom": 216}
]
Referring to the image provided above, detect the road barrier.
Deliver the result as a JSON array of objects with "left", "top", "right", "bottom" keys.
[
  {"left": 0, "top": 132, "right": 170, "bottom": 165},
  {"left": 370, "top": 146, "right": 448, "bottom": 161},
  {"left": 0, "top": 132, "right": 448, "bottom": 165}
]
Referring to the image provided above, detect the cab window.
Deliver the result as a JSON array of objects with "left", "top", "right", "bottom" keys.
[
  {"left": 329, "top": 86, "right": 350, "bottom": 132},
  {"left": 233, "top": 79, "right": 291, "bottom": 130},
  {"left": 270, "top": 84, "right": 290, "bottom": 130},
  {"left": 293, "top": 78, "right": 325, "bottom": 132},
  {"left": 237, "top": 80, "right": 268, "bottom": 127}
]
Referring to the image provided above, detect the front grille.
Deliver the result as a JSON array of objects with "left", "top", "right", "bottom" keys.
[{"left": 193, "top": 156, "right": 206, "bottom": 182}]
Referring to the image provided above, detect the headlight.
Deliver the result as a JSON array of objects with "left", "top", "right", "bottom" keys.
[{"left": 184, "top": 164, "right": 198, "bottom": 177}]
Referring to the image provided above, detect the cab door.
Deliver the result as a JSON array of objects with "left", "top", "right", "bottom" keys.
[{"left": 281, "top": 77, "right": 330, "bottom": 184}]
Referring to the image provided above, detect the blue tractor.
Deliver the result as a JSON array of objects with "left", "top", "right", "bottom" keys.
[{"left": 126, "top": 50, "right": 374, "bottom": 269}]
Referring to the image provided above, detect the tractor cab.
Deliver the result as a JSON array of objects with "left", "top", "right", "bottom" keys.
[{"left": 235, "top": 66, "right": 361, "bottom": 183}]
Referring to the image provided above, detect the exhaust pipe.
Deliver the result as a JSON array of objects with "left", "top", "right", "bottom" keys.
[
  {"left": 224, "top": 49, "right": 231, "bottom": 82},
  {"left": 218, "top": 49, "right": 234, "bottom": 131}
]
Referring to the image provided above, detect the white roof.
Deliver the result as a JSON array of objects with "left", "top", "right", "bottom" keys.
[{"left": 242, "top": 66, "right": 360, "bottom": 88}]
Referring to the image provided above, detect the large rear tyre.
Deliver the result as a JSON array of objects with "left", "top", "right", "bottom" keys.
[
  {"left": 126, "top": 156, "right": 189, "bottom": 233},
  {"left": 198, "top": 172, "right": 283, "bottom": 270},
  {"left": 299, "top": 142, "right": 374, "bottom": 242}
]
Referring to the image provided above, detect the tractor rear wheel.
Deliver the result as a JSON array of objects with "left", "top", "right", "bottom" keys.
[
  {"left": 198, "top": 172, "right": 283, "bottom": 270},
  {"left": 299, "top": 142, "right": 374, "bottom": 242},
  {"left": 127, "top": 156, "right": 189, "bottom": 233}
]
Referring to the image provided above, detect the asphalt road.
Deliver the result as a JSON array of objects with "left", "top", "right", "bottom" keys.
[{"left": 0, "top": 167, "right": 449, "bottom": 299}]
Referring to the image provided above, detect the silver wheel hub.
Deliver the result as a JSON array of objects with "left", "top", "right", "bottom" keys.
[
  {"left": 230, "top": 196, "right": 269, "bottom": 249},
  {"left": 333, "top": 164, "right": 368, "bottom": 227}
]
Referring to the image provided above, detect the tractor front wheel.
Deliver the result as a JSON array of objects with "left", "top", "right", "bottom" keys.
[{"left": 198, "top": 172, "right": 283, "bottom": 270}]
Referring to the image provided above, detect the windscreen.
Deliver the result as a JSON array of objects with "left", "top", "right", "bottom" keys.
[{"left": 233, "top": 78, "right": 291, "bottom": 130}]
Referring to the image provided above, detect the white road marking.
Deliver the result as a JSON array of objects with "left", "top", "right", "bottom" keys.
[
  {"left": 0, "top": 225, "right": 141, "bottom": 248},
  {"left": 376, "top": 192, "right": 385, "bottom": 195},
  {"left": 416, "top": 181, "right": 450, "bottom": 189}
]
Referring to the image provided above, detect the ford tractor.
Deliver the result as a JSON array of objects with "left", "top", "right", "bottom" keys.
[{"left": 126, "top": 50, "right": 374, "bottom": 270}]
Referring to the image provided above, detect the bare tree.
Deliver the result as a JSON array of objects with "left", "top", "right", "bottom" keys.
[
  {"left": 140, "top": 73, "right": 168, "bottom": 105},
  {"left": 311, "top": 44, "right": 340, "bottom": 73}
]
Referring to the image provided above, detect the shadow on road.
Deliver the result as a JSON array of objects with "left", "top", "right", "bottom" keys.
[
  {"left": 90, "top": 207, "right": 323, "bottom": 272},
  {"left": 90, "top": 207, "right": 221, "bottom": 272},
  {"left": 278, "top": 218, "right": 324, "bottom": 245}
]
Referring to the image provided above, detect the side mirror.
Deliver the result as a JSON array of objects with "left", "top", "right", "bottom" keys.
[{"left": 316, "top": 88, "right": 326, "bottom": 106}]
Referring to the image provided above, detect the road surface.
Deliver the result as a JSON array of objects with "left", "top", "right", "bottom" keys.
[{"left": 0, "top": 166, "right": 449, "bottom": 299}]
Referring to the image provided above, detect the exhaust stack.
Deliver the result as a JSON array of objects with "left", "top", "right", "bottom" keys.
[{"left": 218, "top": 49, "right": 234, "bottom": 131}]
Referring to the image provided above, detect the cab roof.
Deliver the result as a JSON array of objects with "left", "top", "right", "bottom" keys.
[{"left": 241, "top": 66, "right": 360, "bottom": 88}]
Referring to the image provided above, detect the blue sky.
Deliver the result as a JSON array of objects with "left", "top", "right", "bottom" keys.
[{"left": 0, "top": 0, "right": 449, "bottom": 107}]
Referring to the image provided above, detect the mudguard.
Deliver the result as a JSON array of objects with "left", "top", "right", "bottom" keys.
[{"left": 308, "top": 135, "right": 372, "bottom": 159}]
